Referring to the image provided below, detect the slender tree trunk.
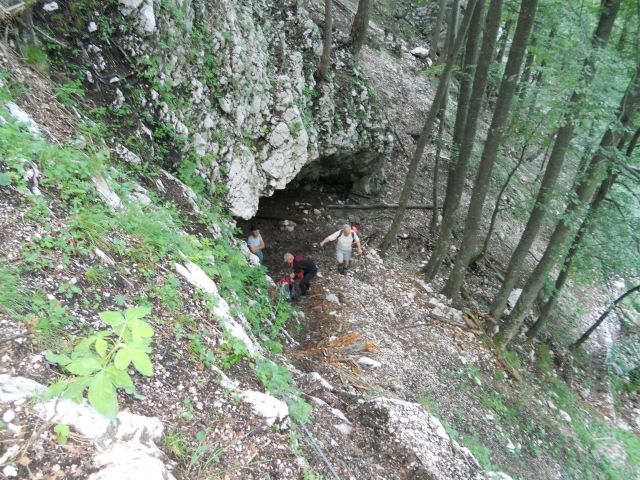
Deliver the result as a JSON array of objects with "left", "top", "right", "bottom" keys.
[
  {"left": 431, "top": 101, "right": 447, "bottom": 235},
  {"left": 431, "top": 0, "right": 449, "bottom": 61},
  {"left": 423, "top": 0, "right": 502, "bottom": 281},
  {"left": 317, "top": 0, "right": 333, "bottom": 83},
  {"left": 571, "top": 284, "right": 640, "bottom": 350},
  {"left": 441, "top": 0, "right": 484, "bottom": 217},
  {"left": 617, "top": 16, "right": 629, "bottom": 52},
  {"left": 441, "top": 0, "right": 460, "bottom": 67},
  {"left": 516, "top": 34, "right": 536, "bottom": 100},
  {"left": 496, "top": 18, "right": 514, "bottom": 62},
  {"left": 379, "top": 0, "right": 480, "bottom": 255},
  {"left": 350, "top": 0, "right": 371, "bottom": 58},
  {"left": 496, "top": 63, "right": 640, "bottom": 348},
  {"left": 482, "top": 123, "right": 549, "bottom": 257},
  {"left": 443, "top": 0, "right": 539, "bottom": 301},
  {"left": 489, "top": 0, "right": 621, "bottom": 322},
  {"left": 527, "top": 127, "right": 640, "bottom": 339}
]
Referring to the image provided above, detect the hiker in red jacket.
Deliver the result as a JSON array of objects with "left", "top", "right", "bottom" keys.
[{"left": 284, "top": 253, "right": 317, "bottom": 296}]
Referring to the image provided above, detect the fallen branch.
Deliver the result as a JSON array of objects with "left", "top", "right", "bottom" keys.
[{"left": 327, "top": 203, "right": 435, "bottom": 210}]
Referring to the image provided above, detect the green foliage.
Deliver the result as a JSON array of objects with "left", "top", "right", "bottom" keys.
[
  {"left": 45, "top": 306, "right": 154, "bottom": 419},
  {"left": 536, "top": 344, "right": 554, "bottom": 372},
  {"left": 22, "top": 44, "right": 49, "bottom": 74},
  {"left": 0, "top": 265, "right": 32, "bottom": 318},
  {"left": 53, "top": 423, "right": 70, "bottom": 445}
]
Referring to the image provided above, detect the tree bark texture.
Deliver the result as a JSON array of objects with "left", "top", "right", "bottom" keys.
[
  {"left": 317, "top": 0, "right": 333, "bottom": 83},
  {"left": 431, "top": 0, "right": 449, "bottom": 60},
  {"left": 423, "top": 0, "right": 501, "bottom": 280},
  {"left": 443, "top": 0, "right": 540, "bottom": 301},
  {"left": 527, "top": 127, "right": 640, "bottom": 339},
  {"left": 350, "top": 0, "right": 371, "bottom": 58},
  {"left": 496, "top": 62, "right": 640, "bottom": 347},
  {"left": 379, "top": 0, "right": 480, "bottom": 255},
  {"left": 489, "top": 0, "right": 621, "bottom": 322}
]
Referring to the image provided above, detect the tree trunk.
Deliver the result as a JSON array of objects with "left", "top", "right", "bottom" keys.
[
  {"left": 527, "top": 126, "right": 640, "bottom": 339},
  {"left": 431, "top": 101, "right": 447, "bottom": 235},
  {"left": 379, "top": 0, "right": 480, "bottom": 255},
  {"left": 496, "top": 63, "right": 640, "bottom": 348},
  {"left": 570, "top": 284, "right": 640, "bottom": 351},
  {"left": 516, "top": 34, "right": 536, "bottom": 100},
  {"left": 350, "top": 0, "right": 371, "bottom": 58},
  {"left": 423, "top": 0, "right": 501, "bottom": 281},
  {"left": 431, "top": 0, "right": 449, "bottom": 61},
  {"left": 443, "top": 0, "right": 539, "bottom": 301},
  {"left": 482, "top": 124, "right": 550, "bottom": 257},
  {"left": 440, "top": 0, "right": 483, "bottom": 218},
  {"left": 440, "top": 0, "right": 459, "bottom": 63},
  {"left": 316, "top": 0, "right": 333, "bottom": 83},
  {"left": 489, "top": 0, "right": 621, "bottom": 322},
  {"left": 496, "top": 18, "right": 514, "bottom": 63}
]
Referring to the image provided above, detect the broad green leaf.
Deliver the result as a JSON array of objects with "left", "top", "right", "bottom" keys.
[
  {"left": 64, "top": 377, "right": 92, "bottom": 403},
  {"left": 44, "top": 379, "right": 69, "bottom": 400},
  {"left": 105, "top": 365, "right": 133, "bottom": 390},
  {"left": 75, "top": 335, "right": 98, "bottom": 352},
  {"left": 130, "top": 319, "right": 154, "bottom": 342},
  {"left": 45, "top": 350, "right": 71, "bottom": 366},
  {"left": 88, "top": 370, "right": 118, "bottom": 420},
  {"left": 113, "top": 348, "right": 132, "bottom": 370},
  {"left": 66, "top": 357, "right": 102, "bottom": 376},
  {"left": 130, "top": 349, "right": 153, "bottom": 376},
  {"left": 53, "top": 424, "right": 70, "bottom": 445},
  {"left": 124, "top": 306, "right": 151, "bottom": 322},
  {"left": 99, "top": 311, "right": 125, "bottom": 328},
  {"left": 95, "top": 338, "right": 109, "bottom": 358}
]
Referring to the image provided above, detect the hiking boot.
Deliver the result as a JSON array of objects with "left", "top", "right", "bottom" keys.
[{"left": 339, "top": 266, "right": 347, "bottom": 275}]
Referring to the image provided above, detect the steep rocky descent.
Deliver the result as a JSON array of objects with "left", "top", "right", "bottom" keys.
[{"left": 33, "top": 0, "right": 393, "bottom": 219}]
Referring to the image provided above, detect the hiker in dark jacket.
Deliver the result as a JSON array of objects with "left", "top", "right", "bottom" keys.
[{"left": 284, "top": 253, "right": 317, "bottom": 296}]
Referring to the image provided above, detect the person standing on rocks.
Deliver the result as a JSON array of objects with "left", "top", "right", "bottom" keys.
[
  {"left": 320, "top": 223, "right": 363, "bottom": 275},
  {"left": 247, "top": 226, "right": 265, "bottom": 264},
  {"left": 284, "top": 253, "right": 317, "bottom": 296}
]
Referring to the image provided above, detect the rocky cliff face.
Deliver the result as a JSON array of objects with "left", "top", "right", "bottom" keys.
[{"left": 39, "top": 0, "right": 393, "bottom": 218}]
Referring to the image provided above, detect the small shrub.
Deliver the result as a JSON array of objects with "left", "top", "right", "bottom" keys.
[{"left": 45, "top": 306, "right": 155, "bottom": 419}]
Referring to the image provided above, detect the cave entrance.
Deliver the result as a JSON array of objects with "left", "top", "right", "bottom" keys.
[{"left": 236, "top": 181, "right": 364, "bottom": 281}]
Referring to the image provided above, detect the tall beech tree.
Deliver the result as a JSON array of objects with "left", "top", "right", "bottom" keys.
[
  {"left": 527, "top": 127, "right": 640, "bottom": 340},
  {"left": 490, "top": 0, "right": 622, "bottom": 322},
  {"left": 350, "top": 0, "right": 371, "bottom": 58},
  {"left": 423, "top": 0, "right": 503, "bottom": 279},
  {"left": 443, "top": 0, "right": 540, "bottom": 301},
  {"left": 379, "top": 0, "right": 480, "bottom": 255},
  {"left": 317, "top": 0, "right": 333, "bottom": 83},
  {"left": 431, "top": 0, "right": 449, "bottom": 61},
  {"left": 496, "top": 63, "right": 640, "bottom": 347},
  {"left": 440, "top": 0, "right": 484, "bottom": 217}
]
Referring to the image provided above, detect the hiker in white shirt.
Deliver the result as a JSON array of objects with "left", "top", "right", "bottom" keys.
[{"left": 320, "top": 224, "right": 362, "bottom": 275}]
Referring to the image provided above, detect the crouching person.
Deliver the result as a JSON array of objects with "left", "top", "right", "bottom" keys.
[{"left": 284, "top": 253, "right": 317, "bottom": 296}]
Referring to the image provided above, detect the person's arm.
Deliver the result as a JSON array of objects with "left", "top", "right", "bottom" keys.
[
  {"left": 355, "top": 236, "right": 363, "bottom": 254},
  {"left": 320, "top": 231, "right": 340, "bottom": 247}
]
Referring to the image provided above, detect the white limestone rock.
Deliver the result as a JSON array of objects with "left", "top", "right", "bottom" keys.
[
  {"left": 6, "top": 102, "right": 40, "bottom": 135},
  {"left": 409, "top": 47, "right": 430, "bottom": 58},
  {"left": 360, "top": 397, "right": 481, "bottom": 479},
  {"left": 92, "top": 175, "right": 124, "bottom": 211},
  {"left": 175, "top": 258, "right": 258, "bottom": 354},
  {"left": 357, "top": 357, "right": 381, "bottom": 369},
  {"left": 325, "top": 293, "right": 340, "bottom": 304},
  {"left": 240, "top": 390, "right": 289, "bottom": 426},
  {"left": 505, "top": 289, "right": 522, "bottom": 315},
  {"left": 42, "top": 2, "right": 59, "bottom": 12}
]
